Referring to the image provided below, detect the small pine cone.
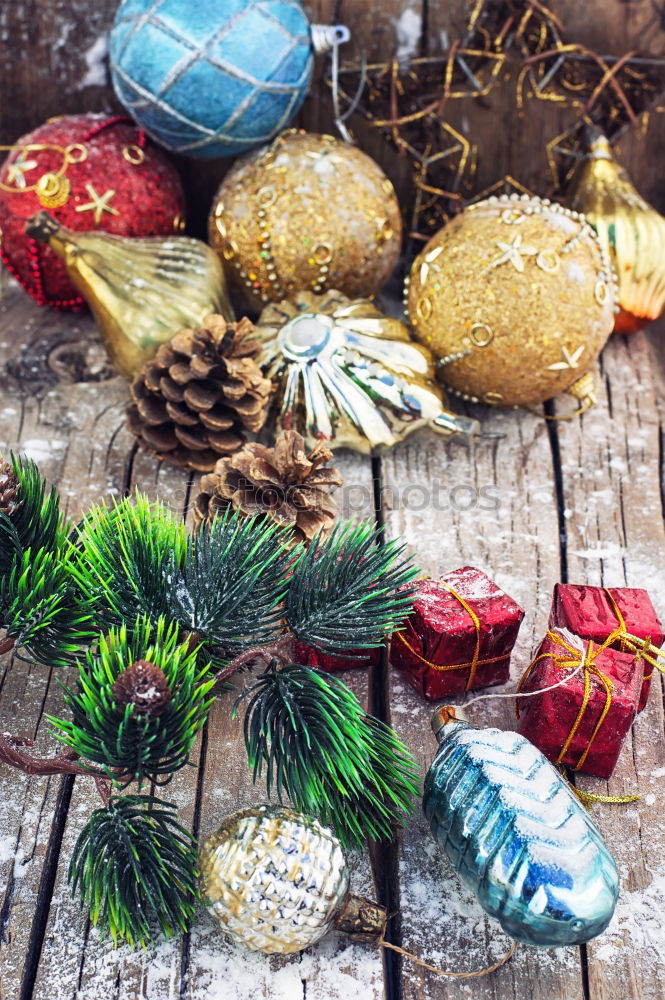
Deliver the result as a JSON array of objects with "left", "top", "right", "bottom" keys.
[
  {"left": 126, "top": 315, "right": 272, "bottom": 472},
  {"left": 193, "top": 430, "right": 344, "bottom": 546},
  {"left": 0, "top": 462, "right": 21, "bottom": 517},
  {"left": 112, "top": 660, "right": 172, "bottom": 718}
]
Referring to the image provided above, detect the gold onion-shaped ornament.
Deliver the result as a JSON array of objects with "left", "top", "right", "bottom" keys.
[
  {"left": 567, "top": 128, "right": 665, "bottom": 334},
  {"left": 253, "top": 289, "right": 478, "bottom": 453},
  {"left": 199, "top": 806, "right": 387, "bottom": 955},
  {"left": 407, "top": 194, "right": 616, "bottom": 410},
  {"left": 25, "top": 211, "right": 233, "bottom": 376}
]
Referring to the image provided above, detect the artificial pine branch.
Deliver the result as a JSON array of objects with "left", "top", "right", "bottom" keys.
[
  {"left": 71, "top": 493, "right": 188, "bottom": 629},
  {"left": 0, "top": 546, "right": 96, "bottom": 665},
  {"left": 0, "top": 455, "right": 92, "bottom": 663},
  {"left": 0, "top": 459, "right": 423, "bottom": 949},
  {"left": 0, "top": 454, "right": 67, "bottom": 574},
  {"left": 235, "top": 661, "right": 420, "bottom": 849},
  {"left": 73, "top": 496, "right": 297, "bottom": 668},
  {"left": 171, "top": 510, "right": 296, "bottom": 654},
  {"left": 69, "top": 795, "right": 198, "bottom": 948},
  {"left": 49, "top": 618, "right": 215, "bottom": 785},
  {"left": 284, "top": 521, "right": 419, "bottom": 653}
]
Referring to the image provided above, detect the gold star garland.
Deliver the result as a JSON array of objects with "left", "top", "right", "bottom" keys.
[{"left": 331, "top": 0, "right": 665, "bottom": 242}]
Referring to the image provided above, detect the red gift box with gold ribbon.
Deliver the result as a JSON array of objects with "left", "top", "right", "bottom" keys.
[
  {"left": 389, "top": 567, "right": 525, "bottom": 700},
  {"left": 549, "top": 584, "right": 664, "bottom": 711},
  {"left": 516, "top": 627, "right": 643, "bottom": 779}
]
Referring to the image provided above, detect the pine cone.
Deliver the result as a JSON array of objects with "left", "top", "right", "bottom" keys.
[
  {"left": 0, "top": 462, "right": 21, "bottom": 517},
  {"left": 112, "top": 660, "right": 172, "bottom": 718},
  {"left": 126, "top": 315, "right": 272, "bottom": 472},
  {"left": 193, "top": 430, "right": 344, "bottom": 545}
]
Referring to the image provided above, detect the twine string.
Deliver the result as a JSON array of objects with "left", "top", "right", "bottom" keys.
[
  {"left": 464, "top": 647, "right": 587, "bottom": 709},
  {"left": 378, "top": 937, "right": 518, "bottom": 979}
]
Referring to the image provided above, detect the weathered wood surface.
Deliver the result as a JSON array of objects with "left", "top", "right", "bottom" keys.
[
  {"left": 1, "top": 2, "right": 665, "bottom": 999},
  {"left": 1, "top": 280, "right": 664, "bottom": 1000}
]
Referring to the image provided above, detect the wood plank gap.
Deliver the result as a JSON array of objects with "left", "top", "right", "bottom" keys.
[
  {"left": 421, "top": 0, "right": 430, "bottom": 57},
  {"left": 543, "top": 402, "right": 569, "bottom": 582},
  {"left": 579, "top": 945, "right": 591, "bottom": 1000},
  {"left": 179, "top": 723, "right": 210, "bottom": 1000},
  {"left": 122, "top": 441, "right": 138, "bottom": 497},
  {"left": 368, "top": 454, "right": 403, "bottom": 1000},
  {"left": 659, "top": 423, "right": 665, "bottom": 525},
  {"left": 544, "top": 404, "right": 591, "bottom": 990},
  {"left": 18, "top": 773, "right": 75, "bottom": 1000}
]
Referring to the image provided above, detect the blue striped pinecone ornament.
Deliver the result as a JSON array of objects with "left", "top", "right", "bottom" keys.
[{"left": 423, "top": 708, "right": 619, "bottom": 947}]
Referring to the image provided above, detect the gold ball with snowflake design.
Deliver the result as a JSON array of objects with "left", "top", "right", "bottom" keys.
[{"left": 406, "top": 194, "right": 617, "bottom": 408}]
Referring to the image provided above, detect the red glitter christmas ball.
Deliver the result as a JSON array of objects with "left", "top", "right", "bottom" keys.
[{"left": 0, "top": 114, "right": 186, "bottom": 310}]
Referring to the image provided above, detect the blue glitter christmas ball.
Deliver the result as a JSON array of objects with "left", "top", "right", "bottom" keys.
[{"left": 109, "top": 0, "right": 315, "bottom": 159}]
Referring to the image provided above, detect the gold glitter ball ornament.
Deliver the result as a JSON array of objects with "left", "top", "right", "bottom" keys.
[
  {"left": 199, "top": 806, "right": 387, "bottom": 955},
  {"left": 254, "top": 289, "right": 478, "bottom": 453},
  {"left": 208, "top": 130, "right": 402, "bottom": 313},
  {"left": 407, "top": 194, "right": 617, "bottom": 409}
]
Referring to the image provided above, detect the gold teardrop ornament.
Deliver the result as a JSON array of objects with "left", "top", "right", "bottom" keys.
[
  {"left": 254, "top": 289, "right": 478, "bottom": 454},
  {"left": 25, "top": 211, "right": 234, "bottom": 376},
  {"left": 567, "top": 129, "right": 665, "bottom": 334}
]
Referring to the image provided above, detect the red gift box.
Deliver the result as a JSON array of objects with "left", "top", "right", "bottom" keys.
[
  {"left": 549, "top": 584, "right": 664, "bottom": 711},
  {"left": 293, "top": 641, "right": 382, "bottom": 673},
  {"left": 389, "top": 567, "right": 525, "bottom": 701},
  {"left": 517, "top": 627, "right": 643, "bottom": 779}
]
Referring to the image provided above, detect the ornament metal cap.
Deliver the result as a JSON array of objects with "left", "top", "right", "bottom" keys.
[
  {"left": 580, "top": 125, "right": 613, "bottom": 160},
  {"left": 26, "top": 209, "right": 60, "bottom": 243},
  {"left": 334, "top": 893, "right": 388, "bottom": 943},
  {"left": 431, "top": 704, "right": 469, "bottom": 735}
]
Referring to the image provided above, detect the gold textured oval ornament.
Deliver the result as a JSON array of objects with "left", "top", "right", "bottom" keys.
[
  {"left": 567, "top": 128, "right": 665, "bottom": 334},
  {"left": 25, "top": 211, "right": 234, "bottom": 376},
  {"left": 254, "top": 289, "right": 478, "bottom": 453},
  {"left": 407, "top": 194, "right": 616, "bottom": 409}
]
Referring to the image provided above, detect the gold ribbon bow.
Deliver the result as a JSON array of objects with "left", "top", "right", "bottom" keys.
[
  {"left": 603, "top": 587, "right": 665, "bottom": 682},
  {"left": 394, "top": 581, "right": 507, "bottom": 691},
  {"left": 516, "top": 628, "right": 624, "bottom": 772}
]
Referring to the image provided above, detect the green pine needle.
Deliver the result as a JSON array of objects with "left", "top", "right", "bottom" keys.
[
  {"left": 71, "top": 493, "right": 188, "bottom": 630},
  {"left": 73, "top": 496, "right": 296, "bottom": 667},
  {"left": 172, "top": 510, "right": 297, "bottom": 653},
  {"left": 284, "top": 520, "right": 419, "bottom": 653},
  {"left": 0, "top": 546, "right": 96, "bottom": 666},
  {"left": 235, "top": 662, "right": 420, "bottom": 849},
  {"left": 69, "top": 795, "right": 198, "bottom": 948},
  {"left": 49, "top": 618, "right": 215, "bottom": 783},
  {"left": 0, "top": 453, "right": 67, "bottom": 576}
]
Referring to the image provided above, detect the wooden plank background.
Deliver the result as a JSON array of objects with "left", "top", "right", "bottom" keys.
[{"left": 1, "top": 2, "right": 665, "bottom": 1000}]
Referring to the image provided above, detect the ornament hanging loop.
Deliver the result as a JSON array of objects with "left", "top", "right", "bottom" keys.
[
  {"left": 378, "top": 937, "right": 519, "bottom": 980},
  {"left": 333, "top": 890, "right": 518, "bottom": 979},
  {"left": 310, "top": 24, "right": 351, "bottom": 54},
  {"left": 311, "top": 23, "right": 362, "bottom": 143}
]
